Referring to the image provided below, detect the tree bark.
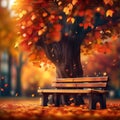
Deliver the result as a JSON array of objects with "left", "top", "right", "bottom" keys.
[{"left": 43, "top": 36, "right": 83, "bottom": 78}]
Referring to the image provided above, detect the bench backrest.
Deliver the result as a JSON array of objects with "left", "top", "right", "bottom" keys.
[{"left": 52, "top": 76, "right": 108, "bottom": 89}]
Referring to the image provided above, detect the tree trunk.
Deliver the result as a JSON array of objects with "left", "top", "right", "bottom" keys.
[
  {"left": 44, "top": 37, "right": 83, "bottom": 78},
  {"left": 6, "top": 54, "right": 12, "bottom": 96},
  {"left": 16, "top": 53, "right": 23, "bottom": 96}
]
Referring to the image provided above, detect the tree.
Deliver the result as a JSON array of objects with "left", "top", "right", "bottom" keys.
[
  {"left": 12, "top": 0, "right": 120, "bottom": 78},
  {"left": 0, "top": 6, "right": 16, "bottom": 96},
  {"left": 12, "top": 0, "right": 120, "bottom": 105},
  {"left": 0, "top": 6, "right": 24, "bottom": 96}
]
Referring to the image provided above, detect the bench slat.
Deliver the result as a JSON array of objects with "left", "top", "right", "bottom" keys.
[
  {"left": 52, "top": 83, "right": 107, "bottom": 88},
  {"left": 55, "top": 77, "right": 108, "bottom": 83},
  {"left": 38, "top": 89, "right": 108, "bottom": 94}
]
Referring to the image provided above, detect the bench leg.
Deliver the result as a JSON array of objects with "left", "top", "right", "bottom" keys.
[
  {"left": 89, "top": 94, "right": 106, "bottom": 110},
  {"left": 64, "top": 95, "right": 70, "bottom": 105},
  {"left": 74, "top": 94, "right": 84, "bottom": 106},
  {"left": 94, "top": 94, "right": 106, "bottom": 109},
  {"left": 89, "top": 94, "right": 96, "bottom": 110},
  {"left": 42, "top": 94, "right": 48, "bottom": 106},
  {"left": 100, "top": 94, "right": 106, "bottom": 109},
  {"left": 54, "top": 94, "right": 61, "bottom": 107}
]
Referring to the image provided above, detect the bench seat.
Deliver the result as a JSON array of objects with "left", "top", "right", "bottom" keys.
[{"left": 38, "top": 89, "right": 108, "bottom": 94}]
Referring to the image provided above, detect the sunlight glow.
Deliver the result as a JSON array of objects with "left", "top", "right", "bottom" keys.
[
  {"left": 1, "top": 0, "right": 16, "bottom": 9},
  {"left": 1, "top": 0, "right": 7, "bottom": 7},
  {"left": 9, "top": 0, "right": 15, "bottom": 9}
]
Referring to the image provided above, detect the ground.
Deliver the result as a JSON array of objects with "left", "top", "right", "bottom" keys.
[{"left": 0, "top": 98, "right": 120, "bottom": 120}]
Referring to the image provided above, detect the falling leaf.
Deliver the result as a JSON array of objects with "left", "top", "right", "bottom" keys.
[
  {"left": 58, "top": 1, "right": 62, "bottom": 6},
  {"left": 33, "top": 37, "right": 39, "bottom": 42},
  {"left": 96, "top": 7, "right": 101, "bottom": 12},
  {"left": 79, "top": 11, "right": 85, "bottom": 17},
  {"left": 38, "top": 30, "right": 43, "bottom": 36},
  {"left": 31, "top": 14, "right": 36, "bottom": 21},
  {"left": 28, "top": 41, "right": 32, "bottom": 46},
  {"left": 22, "top": 33, "right": 27, "bottom": 37},
  {"left": 27, "top": 20, "right": 33, "bottom": 27},
  {"left": 29, "top": 53, "right": 36, "bottom": 61},
  {"left": 95, "top": 31, "right": 101, "bottom": 39},
  {"left": 103, "top": 0, "right": 113, "bottom": 6},
  {"left": 59, "top": 15, "right": 63, "bottom": 20},
  {"left": 106, "top": 9, "right": 114, "bottom": 17},
  {"left": 111, "top": 35, "right": 118, "bottom": 41},
  {"left": 42, "top": 12, "right": 48, "bottom": 17},
  {"left": 63, "top": 3, "right": 73, "bottom": 15},
  {"left": 67, "top": 3, "right": 73, "bottom": 10},
  {"left": 85, "top": 9, "right": 93, "bottom": 17},
  {"left": 63, "top": 7, "right": 70, "bottom": 15},
  {"left": 96, "top": 7, "right": 105, "bottom": 15},
  {"left": 22, "top": 10, "right": 27, "bottom": 15},
  {"left": 97, "top": 39, "right": 102, "bottom": 44},
  {"left": 53, "top": 24, "right": 62, "bottom": 31},
  {"left": 72, "top": 0, "right": 78, "bottom": 5},
  {"left": 27, "top": 6, "right": 33, "bottom": 12},
  {"left": 27, "top": 29, "right": 32, "bottom": 35},
  {"left": 83, "top": 23, "right": 94, "bottom": 29},
  {"left": 67, "top": 17, "right": 75, "bottom": 24},
  {"left": 19, "top": 13, "right": 24, "bottom": 18}
]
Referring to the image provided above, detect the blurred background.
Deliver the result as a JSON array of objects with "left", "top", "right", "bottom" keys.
[{"left": 0, "top": 0, "right": 120, "bottom": 99}]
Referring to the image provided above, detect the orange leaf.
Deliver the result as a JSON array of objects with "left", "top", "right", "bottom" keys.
[
  {"left": 27, "top": 29, "right": 32, "bottom": 35},
  {"left": 32, "top": 61, "right": 41, "bottom": 67},
  {"left": 111, "top": 35, "right": 118, "bottom": 41},
  {"left": 84, "top": 23, "right": 89, "bottom": 29},
  {"left": 83, "top": 23, "right": 94, "bottom": 29},
  {"left": 42, "top": 12, "right": 48, "bottom": 17},
  {"left": 29, "top": 53, "right": 36, "bottom": 61},
  {"left": 96, "top": 7, "right": 105, "bottom": 15},
  {"left": 106, "top": 9, "right": 114, "bottom": 17},
  {"left": 33, "top": 37, "right": 39, "bottom": 42},
  {"left": 85, "top": 9, "right": 93, "bottom": 17},
  {"left": 79, "top": 11, "right": 85, "bottom": 17},
  {"left": 67, "top": 17, "right": 75, "bottom": 24},
  {"left": 95, "top": 32, "right": 101, "bottom": 39},
  {"left": 103, "top": 0, "right": 113, "bottom": 6},
  {"left": 72, "top": 0, "right": 78, "bottom": 5},
  {"left": 53, "top": 24, "right": 62, "bottom": 31}
]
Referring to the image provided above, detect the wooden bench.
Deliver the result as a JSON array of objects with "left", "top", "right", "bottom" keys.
[{"left": 38, "top": 76, "right": 109, "bottom": 109}]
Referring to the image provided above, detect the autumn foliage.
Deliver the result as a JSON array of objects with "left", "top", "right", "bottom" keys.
[
  {"left": 12, "top": 0, "right": 120, "bottom": 64},
  {"left": 0, "top": 7, "right": 17, "bottom": 54}
]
